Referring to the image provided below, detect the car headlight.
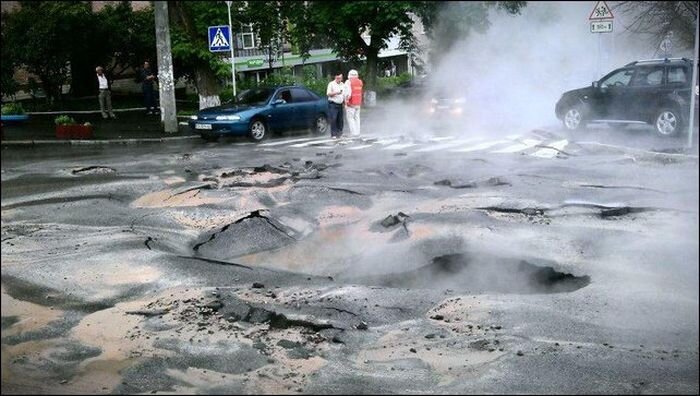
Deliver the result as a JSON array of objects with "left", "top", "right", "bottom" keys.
[
  {"left": 190, "top": 115, "right": 198, "bottom": 120},
  {"left": 215, "top": 115, "right": 241, "bottom": 121}
]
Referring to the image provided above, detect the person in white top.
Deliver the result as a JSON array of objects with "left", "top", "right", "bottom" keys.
[
  {"left": 326, "top": 72, "right": 346, "bottom": 138},
  {"left": 95, "top": 66, "right": 116, "bottom": 119},
  {"left": 344, "top": 69, "right": 363, "bottom": 137}
]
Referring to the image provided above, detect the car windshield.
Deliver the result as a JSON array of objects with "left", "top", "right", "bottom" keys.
[{"left": 235, "top": 88, "right": 274, "bottom": 105}]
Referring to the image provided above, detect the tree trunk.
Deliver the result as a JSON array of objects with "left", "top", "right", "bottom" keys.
[
  {"left": 195, "top": 68, "right": 221, "bottom": 109},
  {"left": 70, "top": 56, "right": 95, "bottom": 97},
  {"left": 365, "top": 47, "right": 379, "bottom": 92},
  {"left": 170, "top": 1, "right": 220, "bottom": 110}
]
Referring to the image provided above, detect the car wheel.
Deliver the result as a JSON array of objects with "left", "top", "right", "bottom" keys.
[
  {"left": 249, "top": 119, "right": 268, "bottom": 142},
  {"left": 313, "top": 114, "right": 329, "bottom": 135},
  {"left": 654, "top": 108, "right": 683, "bottom": 137},
  {"left": 563, "top": 105, "right": 586, "bottom": 131},
  {"left": 200, "top": 133, "right": 219, "bottom": 142}
]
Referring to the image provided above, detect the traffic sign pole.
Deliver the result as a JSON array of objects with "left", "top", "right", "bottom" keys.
[
  {"left": 688, "top": 10, "right": 698, "bottom": 149},
  {"left": 225, "top": 1, "right": 237, "bottom": 99}
]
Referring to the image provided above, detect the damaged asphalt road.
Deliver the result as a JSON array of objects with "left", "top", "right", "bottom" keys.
[{"left": 1, "top": 130, "right": 698, "bottom": 394}]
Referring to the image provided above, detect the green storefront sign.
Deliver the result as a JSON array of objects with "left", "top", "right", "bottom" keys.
[{"left": 247, "top": 59, "right": 264, "bottom": 67}]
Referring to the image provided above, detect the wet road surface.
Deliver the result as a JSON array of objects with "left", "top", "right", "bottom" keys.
[{"left": 2, "top": 124, "right": 698, "bottom": 394}]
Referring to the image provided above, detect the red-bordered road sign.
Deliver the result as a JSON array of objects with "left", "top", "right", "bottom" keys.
[{"left": 589, "top": 1, "right": 614, "bottom": 20}]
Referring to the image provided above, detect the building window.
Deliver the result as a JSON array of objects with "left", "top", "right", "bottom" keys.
[{"left": 241, "top": 24, "right": 256, "bottom": 49}]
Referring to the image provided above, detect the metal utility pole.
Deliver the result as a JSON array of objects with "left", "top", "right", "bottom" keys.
[
  {"left": 688, "top": 11, "right": 699, "bottom": 149},
  {"left": 225, "top": 1, "right": 237, "bottom": 98},
  {"left": 154, "top": 1, "right": 178, "bottom": 133}
]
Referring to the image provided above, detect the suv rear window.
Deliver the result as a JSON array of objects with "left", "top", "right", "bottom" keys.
[
  {"left": 630, "top": 66, "right": 664, "bottom": 87},
  {"left": 667, "top": 66, "right": 688, "bottom": 84}
]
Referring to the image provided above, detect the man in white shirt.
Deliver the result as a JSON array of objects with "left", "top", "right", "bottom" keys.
[
  {"left": 95, "top": 66, "right": 116, "bottom": 119},
  {"left": 326, "top": 72, "right": 346, "bottom": 138}
]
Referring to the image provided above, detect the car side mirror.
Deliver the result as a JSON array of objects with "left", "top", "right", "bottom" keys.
[
  {"left": 272, "top": 99, "right": 286, "bottom": 105},
  {"left": 592, "top": 81, "right": 599, "bottom": 88}
]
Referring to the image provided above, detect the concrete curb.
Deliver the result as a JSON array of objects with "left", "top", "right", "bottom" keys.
[
  {"left": 1, "top": 135, "right": 200, "bottom": 146},
  {"left": 26, "top": 108, "right": 196, "bottom": 117}
]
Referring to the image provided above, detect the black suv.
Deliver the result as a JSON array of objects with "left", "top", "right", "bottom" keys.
[{"left": 555, "top": 58, "right": 697, "bottom": 137}]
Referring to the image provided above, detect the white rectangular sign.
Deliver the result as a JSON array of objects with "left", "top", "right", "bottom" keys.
[{"left": 591, "top": 21, "right": 613, "bottom": 33}]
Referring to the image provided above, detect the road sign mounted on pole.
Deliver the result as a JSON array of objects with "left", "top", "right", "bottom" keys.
[
  {"left": 589, "top": 1, "right": 614, "bottom": 20},
  {"left": 591, "top": 20, "right": 613, "bottom": 33},
  {"left": 208, "top": 25, "right": 231, "bottom": 52}
]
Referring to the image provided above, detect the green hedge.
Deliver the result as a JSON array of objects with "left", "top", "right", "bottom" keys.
[{"left": 1, "top": 102, "right": 25, "bottom": 115}]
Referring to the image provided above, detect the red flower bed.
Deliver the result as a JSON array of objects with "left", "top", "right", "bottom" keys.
[{"left": 56, "top": 124, "right": 93, "bottom": 139}]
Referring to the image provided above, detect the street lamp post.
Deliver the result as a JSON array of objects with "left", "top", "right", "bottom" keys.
[{"left": 225, "top": 1, "right": 237, "bottom": 99}]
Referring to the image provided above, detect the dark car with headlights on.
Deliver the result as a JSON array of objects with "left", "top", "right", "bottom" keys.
[
  {"left": 555, "top": 58, "right": 698, "bottom": 137},
  {"left": 189, "top": 85, "right": 330, "bottom": 142}
]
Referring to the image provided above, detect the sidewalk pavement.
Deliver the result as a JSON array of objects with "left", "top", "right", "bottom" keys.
[{"left": 1, "top": 109, "right": 198, "bottom": 146}]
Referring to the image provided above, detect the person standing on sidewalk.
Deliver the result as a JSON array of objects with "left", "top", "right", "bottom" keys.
[
  {"left": 95, "top": 66, "right": 116, "bottom": 119},
  {"left": 344, "top": 69, "right": 363, "bottom": 137},
  {"left": 140, "top": 61, "right": 159, "bottom": 115},
  {"left": 326, "top": 72, "right": 346, "bottom": 138}
]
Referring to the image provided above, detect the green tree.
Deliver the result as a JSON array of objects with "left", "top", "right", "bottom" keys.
[
  {"left": 0, "top": 21, "right": 19, "bottom": 100},
  {"left": 169, "top": 1, "right": 245, "bottom": 109},
  {"left": 93, "top": 2, "right": 156, "bottom": 84},
  {"left": 414, "top": 1, "right": 526, "bottom": 66},
  {"left": 287, "top": 1, "right": 417, "bottom": 90},
  {"left": 3, "top": 1, "right": 94, "bottom": 106},
  {"left": 286, "top": 1, "right": 525, "bottom": 90}
]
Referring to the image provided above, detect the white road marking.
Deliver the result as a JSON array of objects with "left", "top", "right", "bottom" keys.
[
  {"left": 530, "top": 139, "right": 569, "bottom": 158},
  {"left": 491, "top": 138, "right": 542, "bottom": 153},
  {"left": 258, "top": 137, "right": 318, "bottom": 146},
  {"left": 374, "top": 138, "right": 402, "bottom": 146},
  {"left": 290, "top": 138, "right": 338, "bottom": 147},
  {"left": 383, "top": 143, "right": 418, "bottom": 150},
  {"left": 450, "top": 139, "right": 511, "bottom": 152},
  {"left": 347, "top": 144, "right": 375, "bottom": 150},
  {"left": 413, "top": 138, "right": 480, "bottom": 152},
  {"left": 429, "top": 136, "right": 456, "bottom": 142}
]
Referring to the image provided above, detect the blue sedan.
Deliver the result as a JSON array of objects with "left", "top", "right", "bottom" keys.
[{"left": 189, "top": 85, "right": 330, "bottom": 142}]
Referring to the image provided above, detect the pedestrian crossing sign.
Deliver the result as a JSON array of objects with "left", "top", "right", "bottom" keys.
[{"left": 209, "top": 25, "right": 231, "bottom": 52}]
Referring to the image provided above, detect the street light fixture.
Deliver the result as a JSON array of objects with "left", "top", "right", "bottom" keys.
[{"left": 225, "top": 1, "right": 237, "bottom": 99}]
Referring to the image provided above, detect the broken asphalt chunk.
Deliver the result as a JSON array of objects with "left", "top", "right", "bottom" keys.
[
  {"left": 355, "top": 322, "right": 368, "bottom": 330},
  {"left": 380, "top": 212, "right": 410, "bottom": 228}
]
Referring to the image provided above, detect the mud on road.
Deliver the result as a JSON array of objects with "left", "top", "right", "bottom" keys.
[{"left": 1, "top": 133, "right": 698, "bottom": 394}]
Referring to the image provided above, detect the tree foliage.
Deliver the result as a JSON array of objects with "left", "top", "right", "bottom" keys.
[
  {"left": 94, "top": 2, "right": 156, "bottom": 81},
  {"left": 2, "top": 1, "right": 93, "bottom": 105},
  {"left": 1, "top": 1, "right": 155, "bottom": 104},
  {"left": 614, "top": 1, "right": 697, "bottom": 52},
  {"left": 414, "top": 1, "right": 525, "bottom": 65}
]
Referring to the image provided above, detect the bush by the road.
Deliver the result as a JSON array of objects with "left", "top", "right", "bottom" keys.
[{"left": 1, "top": 102, "right": 25, "bottom": 115}]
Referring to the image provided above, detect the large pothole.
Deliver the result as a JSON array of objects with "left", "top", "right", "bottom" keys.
[{"left": 347, "top": 253, "right": 590, "bottom": 294}]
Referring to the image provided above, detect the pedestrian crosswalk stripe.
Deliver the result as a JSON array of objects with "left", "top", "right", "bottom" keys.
[
  {"left": 530, "top": 139, "right": 569, "bottom": 158},
  {"left": 450, "top": 139, "right": 511, "bottom": 152},
  {"left": 259, "top": 137, "right": 318, "bottom": 146},
  {"left": 290, "top": 138, "right": 338, "bottom": 147},
  {"left": 429, "top": 136, "right": 456, "bottom": 142},
  {"left": 491, "top": 138, "right": 541, "bottom": 153},
  {"left": 414, "top": 138, "right": 480, "bottom": 152},
  {"left": 383, "top": 143, "right": 418, "bottom": 150},
  {"left": 347, "top": 144, "right": 374, "bottom": 150}
]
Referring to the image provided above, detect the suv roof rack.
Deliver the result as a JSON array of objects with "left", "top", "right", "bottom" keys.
[{"left": 625, "top": 57, "right": 692, "bottom": 66}]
